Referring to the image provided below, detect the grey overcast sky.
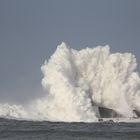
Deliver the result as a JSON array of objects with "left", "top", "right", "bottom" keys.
[{"left": 0, "top": 0, "right": 140, "bottom": 104}]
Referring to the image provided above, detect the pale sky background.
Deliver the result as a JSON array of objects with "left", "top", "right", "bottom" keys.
[{"left": 0, "top": 0, "right": 140, "bottom": 104}]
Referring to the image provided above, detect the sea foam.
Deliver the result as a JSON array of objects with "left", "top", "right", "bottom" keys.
[{"left": 0, "top": 42, "right": 140, "bottom": 122}]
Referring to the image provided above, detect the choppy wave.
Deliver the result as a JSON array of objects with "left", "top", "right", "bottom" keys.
[{"left": 0, "top": 42, "right": 140, "bottom": 122}]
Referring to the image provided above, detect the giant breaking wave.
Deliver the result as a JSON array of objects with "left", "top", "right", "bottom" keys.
[{"left": 0, "top": 42, "right": 140, "bottom": 122}]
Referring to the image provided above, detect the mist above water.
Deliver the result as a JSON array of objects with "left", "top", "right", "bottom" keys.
[{"left": 0, "top": 42, "right": 140, "bottom": 122}]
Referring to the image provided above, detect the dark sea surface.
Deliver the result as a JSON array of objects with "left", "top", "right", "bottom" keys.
[{"left": 0, "top": 118, "right": 140, "bottom": 140}]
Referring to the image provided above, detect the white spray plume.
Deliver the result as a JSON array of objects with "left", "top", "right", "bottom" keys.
[{"left": 0, "top": 42, "right": 140, "bottom": 122}]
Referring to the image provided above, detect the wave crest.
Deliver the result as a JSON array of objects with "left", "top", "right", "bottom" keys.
[{"left": 0, "top": 42, "right": 140, "bottom": 122}]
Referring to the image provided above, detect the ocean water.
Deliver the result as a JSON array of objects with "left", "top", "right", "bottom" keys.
[
  {"left": 0, "top": 44, "right": 140, "bottom": 139},
  {"left": 0, "top": 118, "right": 140, "bottom": 140}
]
